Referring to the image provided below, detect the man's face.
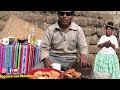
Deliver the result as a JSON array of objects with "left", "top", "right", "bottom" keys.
[{"left": 58, "top": 11, "right": 73, "bottom": 26}]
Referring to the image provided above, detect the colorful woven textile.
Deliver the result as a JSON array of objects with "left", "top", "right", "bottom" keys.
[{"left": 0, "top": 43, "right": 40, "bottom": 74}]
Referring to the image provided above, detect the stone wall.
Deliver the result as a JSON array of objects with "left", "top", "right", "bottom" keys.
[{"left": 0, "top": 11, "right": 120, "bottom": 65}]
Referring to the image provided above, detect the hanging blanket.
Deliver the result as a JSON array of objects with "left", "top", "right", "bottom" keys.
[{"left": 20, "top": 44, "right": 29, "bottom": 74}]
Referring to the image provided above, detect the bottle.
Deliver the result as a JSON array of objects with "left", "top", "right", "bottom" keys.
[
  {"left": 30, "top": 28, "right": 35, "bottom": 44},
  {"left": 27, "top": 32, "right": 31, "bottom": 44}
]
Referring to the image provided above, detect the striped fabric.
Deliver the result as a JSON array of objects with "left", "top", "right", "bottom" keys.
[
  {"left": 93, "top": 52, "right": 120, "bottom": 79},
  {"left": 0, "top": 43, "right": 40, "bottom": 74}
]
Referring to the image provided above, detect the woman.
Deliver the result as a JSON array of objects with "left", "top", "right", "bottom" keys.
[{"left": 93, "top": 21, "right": 120, "bottom": 79}]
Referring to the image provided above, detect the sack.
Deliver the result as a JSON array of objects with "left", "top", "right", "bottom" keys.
[{"left": 93, "top": 72, "right": 112, "bottom": 79}]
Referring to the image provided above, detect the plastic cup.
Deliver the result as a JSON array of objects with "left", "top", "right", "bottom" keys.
[{"left": 51, "top": 63, "right": 61, "bottom": 71}]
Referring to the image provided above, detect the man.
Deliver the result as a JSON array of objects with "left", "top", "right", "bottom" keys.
[{"left": 33, "top": 11, "right": 90, "bottom": 71}]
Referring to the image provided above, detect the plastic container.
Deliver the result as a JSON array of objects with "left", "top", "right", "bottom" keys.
[
  {"left": 27, "top": 32, "right": 31, "bottom": 44},
  {"left": 30, "top": 28, "right": 35, "bottom": 44}
]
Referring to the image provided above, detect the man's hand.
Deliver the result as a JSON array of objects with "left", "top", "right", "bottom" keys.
[
  {"left": 43, "top": 58, "right": 52, "bottom": 68},
  {"left": 77, "top": 54, "right": 90, "bottom": 67}
]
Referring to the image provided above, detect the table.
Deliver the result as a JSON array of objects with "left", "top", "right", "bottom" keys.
[{"left": 0, "top": 42, "right": 40, "bottom": 74}]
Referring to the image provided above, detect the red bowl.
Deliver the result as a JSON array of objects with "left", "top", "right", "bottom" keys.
[{"left": 28, "top": 68, "right": 63, "bottom": 79}]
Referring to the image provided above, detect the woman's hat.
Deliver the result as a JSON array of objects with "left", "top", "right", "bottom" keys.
[{"left": 105, "top": 21, "right": 114, "bottom": 29}]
